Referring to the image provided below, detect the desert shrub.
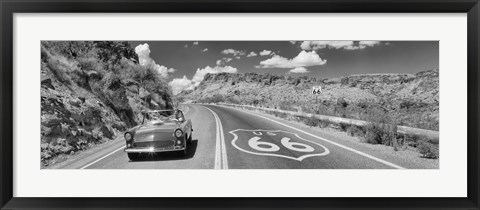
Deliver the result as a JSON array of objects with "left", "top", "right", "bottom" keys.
[
  {"left": 225, "top": 96, "right": 240, "bottom": 104},
  {"left": 42, "top": 41, "right": 96, "bottom": 59},
  {"left": 94, "top": 41, "right": 139, "bottom": 66},
  {"left": 175, "top": 96, "right": 186, "bottom": 104},
  {"left": 339, "top": 122, "right": 349, "bottom": 131},
  {"left": 274, "top": 112, "right": 287, "bottom": 119},
  {"left": 417, "top": 139, "right": 439, "bottom": 159},
  {"left": 77, "top": 56, "right": 103, "bottom": 73},
  {"left": 363, "top": 122, "right": 398, "bottom": 146},
  {"left": 46, "top": 56, "right": 77, "bottom": 85},
  {"left": 337, "top": 97, "right": 348, "bottom": 108},
  {"left": 407, "top": 113, "right": 439, "bottom": 131},
  {"left": 199, "top": 94, "right": 225, "bottom": 104},
  {"left": 41, "top": 45, "right": 53, "bottom": 62},
  {"left": 300, "top": 105, "right": 314, "bottom": 114},
  {"left": 356, "top": 99, "right": 370, "bottom": 109},
  {"left": 210, "top": 94, "right": 225, "bottom": 103},
  {"left": 98, "top": 72, "right": 131, "bottom": 113},
  {"left": 278, "top": 100, "right": 295, "bottom": 111},
  {"left": 304, "top": 115, "right": 320, "bottom": 127},
  {"left": 346, "top": 125, "right": 364, "bottom": 137},
  {"left": 285, "top": 114, "right": 298, "bottom": 122},
  {"left": 362, "top": 107, "right": 400, "bottom": 146},
  {"left": 318, "top": 120, "right": 330, "bottom": 128},
  {"left": 399, "top": 99, "right": 417, "bottom": 109},
  {"left": 69, "top": 67, "right": 91, "bottom": 89},
  {"left": 363, "top": 123, "right": 383, "bottom": 144}
]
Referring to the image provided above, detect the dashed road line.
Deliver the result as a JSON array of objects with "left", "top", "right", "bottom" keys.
[
  {"left": 219, "top": 105, "right": 406, "bottom": 169},
  {"left": 204, "top": 106, "right": 229, "bottom": 169}
]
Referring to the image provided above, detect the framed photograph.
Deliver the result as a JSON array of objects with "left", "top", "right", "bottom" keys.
[{"left": 1, "top": 0, "right": 479, "bottom": 209}]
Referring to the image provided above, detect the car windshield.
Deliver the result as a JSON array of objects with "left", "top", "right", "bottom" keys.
[{"left": 143, "top": 110, "right": 180, "bottom": 124}]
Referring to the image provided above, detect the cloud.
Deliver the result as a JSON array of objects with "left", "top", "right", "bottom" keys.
[
  {"left": 216, "top": 57, "right": 233, "bottom": 66},
  {"left": 259, "top": 50, "right": 273, "bottom": 56},
  {"left": 184, "top": 44, "right": 188, "bottom": 48},
  {"left": 257, "top": 50, "right": 326, "bottom": 68},
  {"left": 289, "top": 41, "right": 298, "bottom": 44},
  {"left": 247, "top": 51, "right": 258, "bottom": 57},
  {"left": 155, "top": 66, "right": 177, "bottom": 78},
  {"left": 288, "top": 67, "right": 309, "bottom": 74},
  {"left": 168, "top": 75, "right": 195, "bottom": 95},
  {"left": 221, "top": 49, "right": 246, "bottom": 56},
  {"left": 202, "top": 48, "right": 208, "bottom": 52},
  {"left": 135, "top": 43, "right": 176, "bottom": 78},
  {"left": 168, "top": 66, "right": 238, "bottom": 95},
  {"left": 193, "top": 41, "right": 199, "bottom": 45},
  {"left": 300, "top": 41, "right": 381, "bottom": 50}
]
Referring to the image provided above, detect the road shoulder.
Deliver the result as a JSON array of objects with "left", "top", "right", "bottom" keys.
[{"left": 47, "top": 138, "right": 125, "bottom": 169}]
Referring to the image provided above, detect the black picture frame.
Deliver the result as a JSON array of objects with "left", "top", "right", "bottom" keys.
[{"left": 1, "top": 0, "right": 479, "bottom": 209}]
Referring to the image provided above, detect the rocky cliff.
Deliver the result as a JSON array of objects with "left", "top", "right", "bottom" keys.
[
  {"left": 180, "top": 70, "right": 439, "bottom": 130},
  {"left": 41, "top": 41, "right": 173, "bottom": 167}
]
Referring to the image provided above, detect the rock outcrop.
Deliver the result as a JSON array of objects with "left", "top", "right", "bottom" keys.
[{"left": 41, "top": 41, "right": 173, "bottom": 167}]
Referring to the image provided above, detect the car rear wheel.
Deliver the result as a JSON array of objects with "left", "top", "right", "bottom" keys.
[{"left": 127, "top": 153, "right": 139, "bottom": 161}]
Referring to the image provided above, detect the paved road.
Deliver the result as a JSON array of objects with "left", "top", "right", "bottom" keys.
[{"left": 56, "top": 104, "right": 432, "bottom": 169}]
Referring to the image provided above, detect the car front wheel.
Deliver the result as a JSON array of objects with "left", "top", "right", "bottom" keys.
[
  {"left": 127, "top": 153, "right": 139, "bottom": 161},
  {"left": 187, "top": 132, "right": 193, "bottom": 145},
  {"left": 182, "top": 137, "right": 188, "bottom": 156}
]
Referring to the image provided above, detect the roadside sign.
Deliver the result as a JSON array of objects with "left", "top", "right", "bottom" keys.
[{"left": 312, "top": 86, "right": 322, "bottom": 95}]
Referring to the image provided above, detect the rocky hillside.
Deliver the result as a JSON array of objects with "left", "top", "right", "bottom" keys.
[
  {"left": 41, "top": 41, "right": 173, "bottom": 167},
  {"left": 180, "top": 70, "right": 439, "bottom": 131}
]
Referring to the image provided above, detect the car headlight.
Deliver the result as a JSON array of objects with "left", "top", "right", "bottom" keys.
[
  {"left": 124, "top": 133, "right": 132, "bottom": 141},
  {"left": 174, "top": 129, "right": 183, "bottom": 138}
]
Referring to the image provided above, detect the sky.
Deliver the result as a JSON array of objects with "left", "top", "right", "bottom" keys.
[{"left": 129, "top": 41, "right": 439, "bottom": 95}]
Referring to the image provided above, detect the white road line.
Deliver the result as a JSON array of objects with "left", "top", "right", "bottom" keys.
[
  {"left": 220, "top": 105, "right": 406, "bottom": 169},
  {"left": 204, "top": 106, "right": 228, "bottom": 169},
  {"left": 80, "top": 146, "right": 125, "bottom": 169}
]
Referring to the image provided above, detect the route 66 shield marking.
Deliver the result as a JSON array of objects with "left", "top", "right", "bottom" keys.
[{"left": 230, "top": 129, "right": 330, "bottom": 161}]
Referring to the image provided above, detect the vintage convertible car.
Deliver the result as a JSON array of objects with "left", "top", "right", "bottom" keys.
[{"left": 123, "top": 109, "right": 193, "bottom": 160}]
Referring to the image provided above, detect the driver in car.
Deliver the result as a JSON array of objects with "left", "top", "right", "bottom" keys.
[{"left": 174, "top": 110, "right": 184, "bottom": 122}]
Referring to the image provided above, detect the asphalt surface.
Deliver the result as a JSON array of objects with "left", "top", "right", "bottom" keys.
[{"left": 55, "top": 104, "right": 432, "bottom": 169}]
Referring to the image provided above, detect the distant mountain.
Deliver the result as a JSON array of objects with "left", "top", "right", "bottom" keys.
[{"left": 179, "top": 70, "right": 439, "bottom": 130}]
